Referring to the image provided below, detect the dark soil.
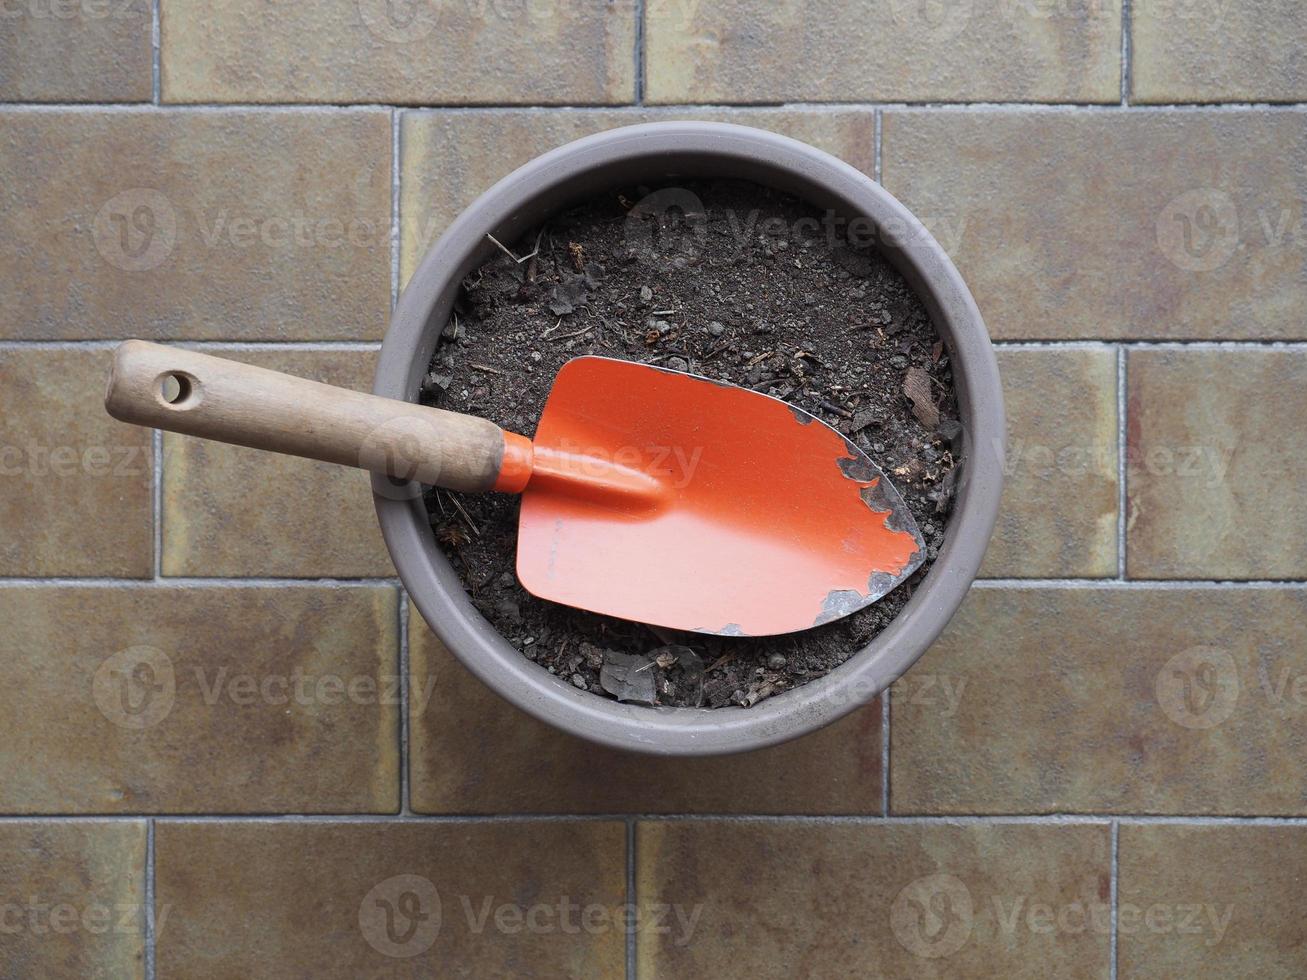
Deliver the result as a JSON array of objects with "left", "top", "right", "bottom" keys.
[{"left": 419, "top": 180, "right": 959, "bottom": 710}]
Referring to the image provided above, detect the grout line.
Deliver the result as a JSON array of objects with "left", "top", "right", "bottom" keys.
[
  {"left": 6, "top": 337, "right": 1306, "bottom": 351},
  {"left": 3, "top": 576, "right": 1305, "bottom": 589},
  {"left": 1120, "top": 0, "right": 1131, "bottom": 106},
  {"left": 151, "top": 0, "right": 160, "bottom": 105},
  {"left": 0, "top": 102, "right": 472, "bottom": 114},
  {"left": 177, "top": 341, "right": 383, "bottom": 351},
  {"left": 4, "top": 338, "right": 1304, "bottom": 351},
  {"left": 391, "top": 108, "right": 401, "bottom": 311},
  {"left": 1110, "top": 821, "right": 1120, "bottom": 980},
  {"left": 974, "top": 578, "right": 1307, "bottom": 588},
  {"left": 994, "top": 339, "right": 1307, "bottom": 349},
  {"left": 634, "top": 0, "right": 646, "bottom": 106},
  {"left": 0, "top": 576, "right": 404, "bottom": 588},
  {"left": 4, "top": 813, "right": 1307, "bottom": 824},
  {"left": 881, "top": 692, "right": 891, "bottom": 817},
  {"left": 145, "top": 818, "right": 157, "bottom": 980},
  {"left": 1117, "top": 347, "right": 1128, "bottom": 579},
  {"left": 626, "top": 818, "right": 637, "bottom": 980},
  {"left": 0, "top": 340, "right": 384, "bottom": 350},
  {"left": 152, "top": 429, "right": 162, "bottom": 580},
  {"left": 873, "top": 108, "right": 883, "bottom": 183},
  {"left": 5, "top": 100, "right": 1307, "bottom": 114},
  {"left": 398, "top": 589, "right": 411, "bottom": 815},
  {"left": 994, "top": 340, "right": 1120, "bottom": 350}
]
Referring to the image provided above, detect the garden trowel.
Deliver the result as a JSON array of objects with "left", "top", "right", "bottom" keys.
[{"left": 105, "top": 341, "right": 925, "bottom": 636}]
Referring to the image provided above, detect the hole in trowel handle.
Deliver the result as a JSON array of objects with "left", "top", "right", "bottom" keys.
[{"left": 157, "top": 371, "right": 198, "bottom": 408}]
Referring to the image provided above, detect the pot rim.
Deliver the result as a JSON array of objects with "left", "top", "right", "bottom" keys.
[{"left": 374, "top": 121, "right": 1004, "bottom": 757}]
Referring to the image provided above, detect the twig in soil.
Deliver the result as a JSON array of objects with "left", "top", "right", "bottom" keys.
[
  {"left": 817, "top": 398, "right": 853, "bottom": 419},
  {"left": 547, "top": 325, "right": 593, "bottom": 342},
  {"left": 706, "top": 652, "right": 735, "bottom": 673},
  {"left": 702, "top": 342, "right": 729, "bottom": 361},
  {"left": 540, "top": 317, "right": 594, "bottom": 343},
  {"left": 646, "top": 624, "right": 677, "bottom": 645},
  {"left": 486, "top": 233, "right": 540, "bottom": 265},
  {"left": 447, "top": 493, "right": 481, "bottom": 538},
  {"left": 469, "top": 362, "right": 507, "bottom": 375},
  {"left": 528, "top": 229, "right": 545, "bottom": 280}
]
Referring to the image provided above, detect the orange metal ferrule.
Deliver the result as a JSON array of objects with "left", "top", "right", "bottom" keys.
[{"left": 492, "top": 431, "right": 535, "bottom": 494}]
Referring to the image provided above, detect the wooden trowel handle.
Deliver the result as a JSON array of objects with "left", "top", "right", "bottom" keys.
[{"left": 104, "top": 340, "right": 532, "bottom": 494}]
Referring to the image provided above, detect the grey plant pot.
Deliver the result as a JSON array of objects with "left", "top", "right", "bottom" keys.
[{"left": 373, "top": 122, "right": 1004, "bottom": 757}]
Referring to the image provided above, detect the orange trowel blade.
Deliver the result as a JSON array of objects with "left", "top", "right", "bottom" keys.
[{"left": 515, "top": 356, "right": 926, "bottom": 636}]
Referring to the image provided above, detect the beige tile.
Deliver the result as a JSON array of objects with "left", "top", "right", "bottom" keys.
[
  {"left": 981, "top": 348, "right": 1118, "bottom": 578},
  {"left": 638, "top": 821, "right": 1111, "bottom": 978},
  {"left": 1119, "top": 825, "right": 1307, "bottom": 979},
  {"left": 1134, "top": 0, "right": 1307, "bottom": 103},
  {"left": 409, "top": 608, "right": 882, "bottom": 814},
  {"left": 155, "top": 820, "right": 626, "bottom": 977},
  {"left": 0, "top": 109, "right": 391, "bottom": 341},
  {"left": 0, "top": 586, "right": 399, "bottom": 813},
  {"left": 162, "top": 348, "right": 393, "bottom": 578},
  {"left": 1127, "top": 349, "right": 1307, "bottom": 579},
  {"left": 399, "top": 107, "right": 875, "bottom": 283},
  {"left": 883, "top": 110, "right": 1307, "bottom": 339},
  {"left": 0, "top": 0, "right": 152, "bottom": 101},
  {"left": 162, "top": 0, "right": 635, "bottom": 104},
  {"left": 0, "top": 821, "right": 146, "bottom": 980},
  {"left": 891, "top": 586, "right": 1307, "bottom": 815},
  {"left": 645, "top": 0, "right": 1120, "bottom": 104},
  {"left": 0, "top": 348, "right": 151, "bottom": 576}
]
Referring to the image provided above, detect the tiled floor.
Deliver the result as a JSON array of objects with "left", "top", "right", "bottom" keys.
[{"left": 2, "top": 1, "right": 1306, "bottom": 977}]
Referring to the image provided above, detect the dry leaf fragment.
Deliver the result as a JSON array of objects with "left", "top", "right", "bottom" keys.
[{"left": 903, "top": 366, "right": 941, "bottom": 430}]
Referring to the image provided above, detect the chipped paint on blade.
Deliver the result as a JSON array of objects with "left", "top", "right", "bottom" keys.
[
  {"left": 707, "top": 623, "right": 748, "bottom": 637},
  {"left": 516, "top": 356, "right": 927, "bottom": 636},
  {"left": 809, "top": 437, "right": 927, "bottom": 627}
]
